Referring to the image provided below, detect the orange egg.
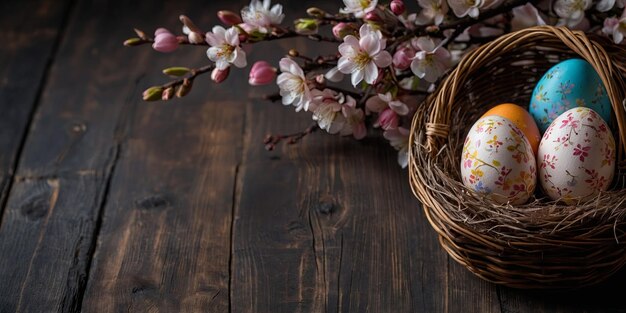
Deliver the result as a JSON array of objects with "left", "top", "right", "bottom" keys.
[{"left": 482, "top": 103, "right": 541, "bottom": 154}]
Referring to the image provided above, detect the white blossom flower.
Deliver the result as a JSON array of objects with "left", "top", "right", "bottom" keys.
[
  {"left": 554, "top": 0, "right": 591, "bottom": 27},
  {"left": 340, "top": 0, "right": 378, "bottom": 18},
  {"left": 603, "top": 10, "right": 626, "bottom": 43},
  {"left": 277, "top": 58, "right": 312, "bottom": 112},
  {"left": 410, "top": 37, "right": 451, "bottom": 83},
  {"left": 338, "top": 24, "right": 393, "bottom": 86},
  {"left": 447, "top": 0, "right": 502, "bottom": 18},
  {"left": 206, "top": 26, "right": 247, "bottom": 70},
  {"left": 241, "top": 0, "right": 285, "bottom": 33},
  {"left": 384, "top": 127, "right": 410, "bottom": 168},
  {"left": 310, "top": 89, "right": 346, "bottom": 134},
  {"left": 511, "top": 3, "right": 546, "bottom": 30},
  {"left": 416, "top": 0, "right": 449, "bottom": 25}
]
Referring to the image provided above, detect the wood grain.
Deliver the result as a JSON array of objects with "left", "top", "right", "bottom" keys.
[
  {"left": 230, "top": 98, "right": 448, "bottom": 312},
  {"left": 0, "top": 0, "right": 160, "bottom": 311},
  {"left": 0, "top": 0, "right": 74, "bottom": 215},
  {"left": 1, "top": 0, "right": 626, "bottom": 312},
  {"left": 0, "top": 0, "right": 72, "bottom": 170},
  {"left": 79, "top": 1, "right": 247, "bottom": 312},
  {"left": 80, "top": 98, "right": 244, "bottom": 312},
  {"left": 0, "top": 175, "right": 107, "bottom": 312}
]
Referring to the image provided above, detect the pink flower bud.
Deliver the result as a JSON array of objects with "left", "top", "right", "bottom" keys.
[
  {"left": 393, "top": 47, "right": 415, "bottom": 70},
  {"left": 390, "top": 0, "right": 405, "bottom": 15},
  {"left": 152, "top": 28, "right": 179, "bottom": 53},
  {"left": 188, "top": 31, "right": 205, "bottom": 44},
  {"left": 332, "top": 23, "right": 358, "bottom": 40},
  {"left": 248, "top": 61, "right": 277, "bottom": 86},
  {"left": 155, "top": 28, "right": 170, "bottom": 36},
  {"left": 376, "top": 108, "right": 399, "bottom": 130},
  {"left": 315, "top": 74, "right": 325, "bottom": 84},
  {"left": 211, "top": 67, "right": 230, "bottom": 83},
  {"left": 364, "top": 11, "right": 382, "bottom": 23},
  {"left": 218, "top": 10, "right": 243, "bottom": 26}
]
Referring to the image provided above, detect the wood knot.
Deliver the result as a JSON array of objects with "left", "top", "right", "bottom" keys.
[
  {"left": 71, "top": 122, "right": 87, "bottom": 133},
  {"left": 135, "top": 194, "right": 171, "bottom": 210},
  {"left": 316, "top": 195, "right": 337, "bottom": 215},
  {"left": 20, "top": 193, "right": 49, "bottom": 221}
]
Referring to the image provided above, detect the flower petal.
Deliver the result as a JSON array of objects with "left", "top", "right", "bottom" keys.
[
  {"left": 207, "top": 47, "right": 220, "bottom": 62},
  {"left": 373, "top": 51, "right": 392, "bottom": 68},
  {"left": 338, "top": 41, "right": 358, "bottom": 57},
  {"left": 390, "top": 100, "right": 410, "bottom": 115},
  {"left": 225, "top": 27, "right": 240, "bottom": 45},
  {"left": 212, "top": 25, "right": 227, "bottom": 40},
  {"left": 365, "top": 95, "right": 387, "bottom": 113},
  {"left": 338, "top": 57, "right": 357, "bottom": 74},
  {"left": 363, "top": 62, "right": 378, "bottom": 84},
  {"left": 359, "top": 34, "right": 380, "bottom": 55},
  {"left": 325, "top": 66, "right": 345, "bottom": 82},
  {"left": 279, "top": 58, "right": 294, "bottom": 72},
  {"left": 359, "top": 23, "right": 374, "bottom": 38},
  {"left": 351, "top": 69, "right": 364, "bottom": 86},
  {"left": 232, "top": 48, "right": 247, "bottom": 68},
  {"left": 415, "top": 37, "right": 436, "bottom": 52},
  {"left": 410, "top": 59, "right": 426, "bottom": 79}
]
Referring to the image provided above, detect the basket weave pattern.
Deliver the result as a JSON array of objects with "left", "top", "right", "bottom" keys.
[{"left": 409, "top": 26, "right": 626, "bottom": 289}]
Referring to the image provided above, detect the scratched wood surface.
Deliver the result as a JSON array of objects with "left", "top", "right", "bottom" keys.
[{"left": 0, "top": 0, "right": 624, "bottom": 312}]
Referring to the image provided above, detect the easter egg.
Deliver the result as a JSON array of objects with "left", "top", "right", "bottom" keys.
[
  {"left": 461, "top": 116, "right": 537, "bottom": 205},
  {"left": 537, "top": 107, "right": 615, "bottom": 203},
  {"left": 482, "top": 103, "right": 541, "bottom": 154},
  {"left": 529, "top": 58, "right": 612, "bottom": 133}
]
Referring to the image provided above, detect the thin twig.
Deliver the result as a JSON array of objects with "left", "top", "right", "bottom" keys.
[
  {"left": 264, "top": 124, "right": 319, "bottom": 150},
  {"left": 162, "top": 64, "right": 215, "bottom": 89}
]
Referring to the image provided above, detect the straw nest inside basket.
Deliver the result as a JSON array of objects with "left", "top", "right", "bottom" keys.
[{"left": 408, "top": 26, "right": 626, "bottom": 289}]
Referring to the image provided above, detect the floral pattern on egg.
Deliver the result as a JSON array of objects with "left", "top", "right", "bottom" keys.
[
  {"left": 538, "top": 107, "right": 615, "bottom": 203},
  {"left": 529, "top": 58, "right": 611, "bottom": 133},
  {"left": 461, "top": 116, "right": 537, "bottom": 205}
]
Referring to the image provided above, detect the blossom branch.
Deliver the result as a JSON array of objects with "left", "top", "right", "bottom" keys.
[
  {"left": 264, "top": 124, "right": 319, "bottom": 150},
  {"left": 126, "top": 0, "right": 624, "bottom": 167},
  {"left": 142, "top": 64, "right": 215, "bottom": 101}
]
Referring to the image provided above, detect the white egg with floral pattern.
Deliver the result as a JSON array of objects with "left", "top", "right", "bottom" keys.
[
  {"left": 461, "top": 116, "right": 537, "bottom": 205},
  {"left": 538, "top": 107, "right": 615, "bottom": 204}
]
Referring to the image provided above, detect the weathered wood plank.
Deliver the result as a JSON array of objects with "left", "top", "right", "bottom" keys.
[
  {"left": 0, "top": 0, "right": 72, "bottom": 174},
  {"left": 0, "top": 175, "right": 107, "bottom": 312},
  {"left": 0, "top": 0, "right": 74, "bottom": 215},
  {"left": 79, "top": 1, "right": 247, "bottom": 312},
  {"left": 230, "top": 96, "right": 448, "bottom": 312},
  {"left": 0, "top": 0, "right": 178, "bottom": 311},
  {"left": 80, "top": 98, "right": 243, "bottom": 312},
  {"left": 447, "top": 259, "right": 501, "bottom": 313}
]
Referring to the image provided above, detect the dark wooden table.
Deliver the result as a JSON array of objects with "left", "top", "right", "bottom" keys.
[{"left": 1, "top": 0, "right": 625, "bottom": 312}]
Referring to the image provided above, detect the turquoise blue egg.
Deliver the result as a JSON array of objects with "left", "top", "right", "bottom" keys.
[{"left": 529, "top": 58, "right": 612, "bottom": 133}]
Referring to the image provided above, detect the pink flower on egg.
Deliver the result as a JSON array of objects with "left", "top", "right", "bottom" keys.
[
  {"left": 463, "top": 158, "right": 472, "bottom": 169},
  {"left": 573, "top": 144, "right": 591, "bottom": 161}
]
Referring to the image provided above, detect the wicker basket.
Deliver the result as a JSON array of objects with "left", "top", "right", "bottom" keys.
[{"left": 408, "top": 26, "right": 626, "bottom": 289}]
